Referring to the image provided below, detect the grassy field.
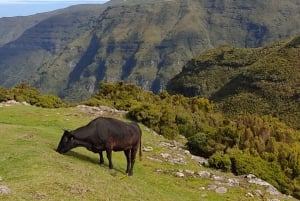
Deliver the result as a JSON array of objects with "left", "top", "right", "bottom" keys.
[{"left": 0, "top": 105, "right": 297, "bottom": 201}]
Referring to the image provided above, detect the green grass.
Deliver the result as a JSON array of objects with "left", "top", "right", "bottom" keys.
[{"left": 0, "top": 105, "right": 296, "bottom": 200}]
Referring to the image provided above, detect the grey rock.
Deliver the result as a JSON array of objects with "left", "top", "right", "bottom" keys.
[
  {"left": 197, "top": 171, "right": 211, "bottom": 178},
  {"left": 227, "top": 178, "right": 239, "bottom": 186},
  {"left": 0, "top": 185, "right": 10, "bottom": 195},
  {"left": 175, "top": 172, "right": 185, "bottom": 177},
  {"left": 266, "top": 186, "right": 280, "bottom": 195},
  {"left": 143, "top": 146, "right": 153, "bottom": 152},
  {"left": 215, "top": 186, "right": 228, "bottom": 194},
  {"left": 184, "top": 169, "right": 194, "bottom": 175},
  {"left": 207, "top": 185, "right": 217, "bottom": 190}
]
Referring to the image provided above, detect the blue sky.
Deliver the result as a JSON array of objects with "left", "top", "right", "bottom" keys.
[{"left": 0, "top": 0, "right": 109, "bottom": 18}]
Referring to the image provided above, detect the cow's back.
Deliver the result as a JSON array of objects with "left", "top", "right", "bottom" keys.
[{"left": 94, "top": 117, "right": 141, "bottom": 150}]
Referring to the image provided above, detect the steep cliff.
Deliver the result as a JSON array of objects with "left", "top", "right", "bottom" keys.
[{"left": 0, "top": 0, "right": 300, "bottom": 101}]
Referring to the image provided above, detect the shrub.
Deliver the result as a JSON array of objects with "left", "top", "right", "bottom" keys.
[
  {"left": 127, "top": 104, "right": 161, "bottom": 133},
  {"left": 229, "top": 152, "right": 293, "bottom": 195},
  {"left": 208, "top": 152, "right": 231, "bottom": 172},
  {"left": 186, "top": 133, "right": 216, "bottom": 157}
]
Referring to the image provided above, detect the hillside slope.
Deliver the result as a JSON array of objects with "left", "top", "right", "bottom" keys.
[
  {"left": 167, "top": 35, "right": 300, "bottom": 129},
  {"left": 0, "top": 104, "right": 296, "bottom": 200},
  {"left": 0, "top": 0, "right": 300, "bottom": 101},
  {"left": 0, "top": 13, "right": 57, "bottom": 47}
]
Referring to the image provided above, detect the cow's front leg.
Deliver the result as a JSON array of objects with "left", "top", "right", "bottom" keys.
[
  {"left": 99, "top": 151, "right": 104, "bottom": 165},
  {"left": 106, "top": 149, "right": 113, "bottom": 169}
]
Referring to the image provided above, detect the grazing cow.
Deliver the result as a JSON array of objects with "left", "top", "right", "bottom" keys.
[{"left": 56, "top": 117, "right": 142, "bottom": 176}]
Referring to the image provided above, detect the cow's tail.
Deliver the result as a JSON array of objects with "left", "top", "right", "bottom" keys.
[{"left": 139, "top": 125, "right": 142, "bottom": 161}]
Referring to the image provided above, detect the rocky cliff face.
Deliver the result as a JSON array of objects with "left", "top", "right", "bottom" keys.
[{"left": 0, "top": 0, "right": 300, "bottom": 101}]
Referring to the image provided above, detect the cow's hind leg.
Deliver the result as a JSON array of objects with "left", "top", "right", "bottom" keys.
[
  {"left": 106, "top": 149, "right": 113, "bottom": 169},
  {"left": 124, "top": 150, "right": 131, "bottom": 174},
  {"left": 128, "top": 147, "right": 138, "bottom": 176},
  {"left": 99, "top": 151, "right": 104, "bottom": 165}
]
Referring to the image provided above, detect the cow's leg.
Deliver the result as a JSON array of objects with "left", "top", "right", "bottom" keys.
[
  {"left": 124, "top": 150, "right": 131, "bottom": 174},
  {"left": 106, "top": 149, "right": 113, "bottom": 169},
  {"left": 99, "top": 151, "right": 104, "bottom": 165},
  {"left": 128, "top": 147, "right": 138, "bottom": 176}
]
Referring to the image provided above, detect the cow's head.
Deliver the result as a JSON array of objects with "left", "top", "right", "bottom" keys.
[{"left": 56, "top": 130, "right": 76, "bottom": 154}]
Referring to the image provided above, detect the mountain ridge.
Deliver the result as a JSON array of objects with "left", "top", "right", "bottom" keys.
[{"left": 0, "top": 0, "right": 300, "bottom": 101}]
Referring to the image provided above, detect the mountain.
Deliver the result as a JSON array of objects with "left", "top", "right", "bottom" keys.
[
  {"left": 0, "top": 0, "right": 300, "bottom": 101},
  {"left": 0, "top": 12, "right": 59, "bottom": 48},
  {"left": 167, "top": 35, "right": 300, "bottom": 129}
]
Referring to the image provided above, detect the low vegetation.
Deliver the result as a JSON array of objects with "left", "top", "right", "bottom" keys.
[
  {"left": 82, "top": 81, "right": 300, "bottom": 198},
  {"left": 1, "top": 81, "right": 300, "bottom": 198},
  {"left": 0, "top": 83, "right": 69, "bottom": 108},
  {"left": 167, "top": 36, "right": 300, "bottom": 130},
  {"left": 3, "top": 103, "right": 295, "bottom": 200}
]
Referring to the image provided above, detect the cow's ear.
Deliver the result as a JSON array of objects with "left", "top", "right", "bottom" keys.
[
  {"left": 62, "top": 128, "right": 70, "bottom": 132},
  {"left": 69, "top": 133, "right": 75, "bottom": 141}
]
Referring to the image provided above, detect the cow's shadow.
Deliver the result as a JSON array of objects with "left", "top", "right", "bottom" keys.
[{"left": 64, "top": 150, "right": 125, "bottom": 175}]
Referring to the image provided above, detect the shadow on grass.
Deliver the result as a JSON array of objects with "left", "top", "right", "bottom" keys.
[{"left": 55, "top": 149, "right": 126, "bottom": 176}]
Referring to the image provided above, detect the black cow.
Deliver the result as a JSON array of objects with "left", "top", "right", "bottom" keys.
[{"left": 56, "top": 117, "right": 142, "bottom": 176}]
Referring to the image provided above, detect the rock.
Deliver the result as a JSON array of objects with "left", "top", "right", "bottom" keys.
[
  {"left": 156, "top": 169, "right": 164, "bottom": 173},
  {"left": 76, "top": 105, "right": 126, "bottom": 117},
  {"left": 184, "top": 150, "right": 191, "bottom": 155},
  {"left": 246, "top": 192, "right": 254, "bottom": 197},
  {"left": 207, "top": 185, "right": 217, "bottom": 190},
  {"left": 0, "top": 185, "right": 10, "bottom": 195},
  {"left": 159, "top": 142, "right": 175, "bottom": 148},
  {"left": 175, "top": 172, "right": 185, "bottom": 177},
  {"left": 245, "top": 174, "right": 271, "bottom": 186},
  {"left": 227, "top": 178, "right": 239, "bottom": 186},
  {"left": 211, "top": 174, "right": 224, "bottom": 181},
  {"left": 147, "top": 156, "right": 162, "bottom": 162},
  {"left": 184, "top": 169, "right": 194, "bottom": 175},
  {"left": 160, "top": 153, "right": 186, "bottom": 165},
  {"left": 143, "top": 146, "right": 153, "bottom": 152},
  {"left": 197, "top": 171, "right": 211, "bottom": 178},
  {"left": 244, "top": 174, "right": 281, "bottom": 196},
  {"left": 266, "top": 185, "right": 280, "bottom": 195},
  {"left": 191, "top": 155, "right": 208, "bottom": 166},
  {"left": 253, "top": 189, "right": 263, "bottom": 196},
  {"left": 168, "top": 157, "right": 186, "bottom": 165},
  {"left": 160, "top": 153, "right": 171, "bottom": 159},
  {"left": 244, "top": 174, "right": 257, "bottom": 179},
  {"left": 215, "top": 186, "right": 228, "bottom": 194},
  {"left": 21, "top": 101, "right": 30, "bottom": 106},
  {"left": 199, "top": 187, "right": 206, "bottom": 191}
]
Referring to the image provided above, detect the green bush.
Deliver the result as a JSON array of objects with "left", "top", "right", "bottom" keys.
[
  {"left": 0, "top": 86, "right": 9, "bottom": 102},
  {"left": 208, "top": 152, "right": 231, "bottom": 172},
  {"left": 127, "top": 104, "right": 162, "bottom": 133},
  {"left": 0, "top": 83, "right": 68, "bottom": 108},
  {"left": 229, "top": 152, "right": 293, "bottom": 195},
  {"left": 186, "top": 133, "right": 217, "bottom": 157}
]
